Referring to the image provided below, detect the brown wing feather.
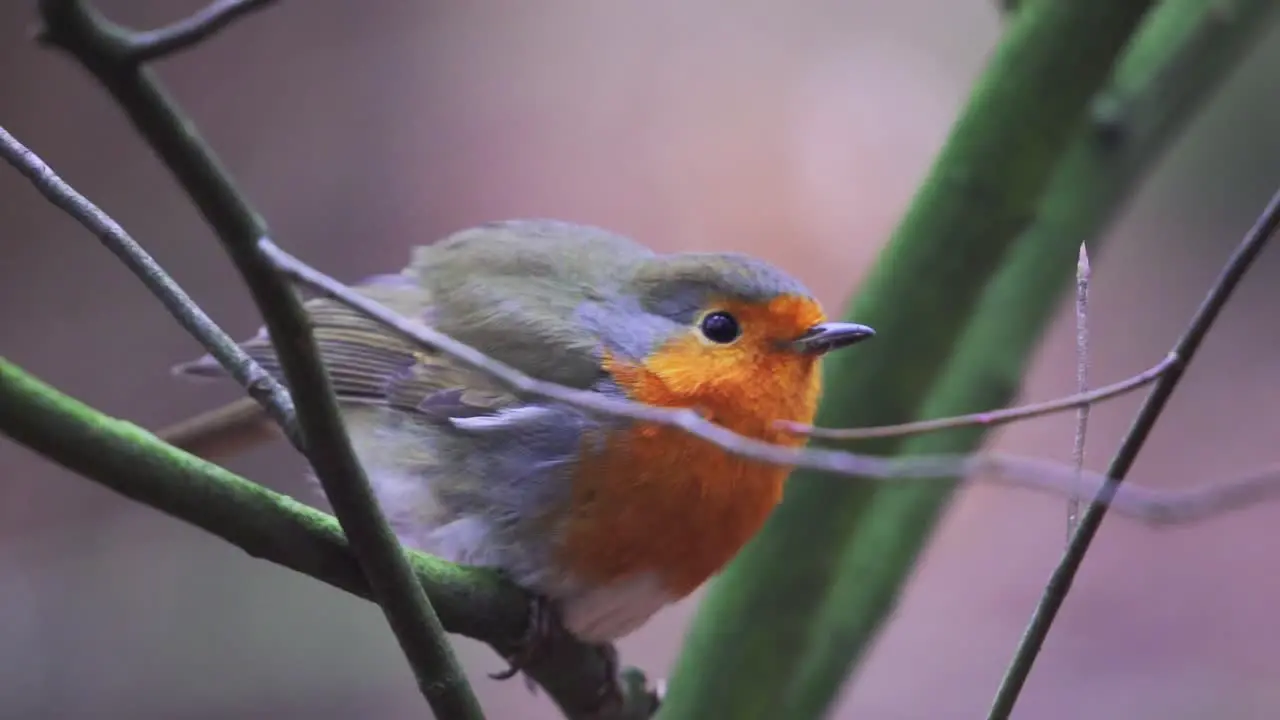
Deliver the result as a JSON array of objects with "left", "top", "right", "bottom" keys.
[{"left": 172, "top": 277, "right": 517, "bottom": 421}]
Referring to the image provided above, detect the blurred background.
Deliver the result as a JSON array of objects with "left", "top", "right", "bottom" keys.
[{"left": 2, "top": 1, "right": 1280, "bottom": 718}]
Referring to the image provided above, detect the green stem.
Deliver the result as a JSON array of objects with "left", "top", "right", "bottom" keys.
[
  {"left": 660, "top": 1, "right": 1180, "bottom": 718},
  {"left": 0, "top": 358, "right": 650, "bottom": 720},
  {"left": 788, "top": 3, "right": 1280, "bottom": 717}
]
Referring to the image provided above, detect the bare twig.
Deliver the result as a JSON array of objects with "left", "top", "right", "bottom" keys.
[
  {"left": 988, "top": 183, "right": 1280, "bottom": 719},
  {"left": 1068, "top": 243, "right": 1092, "bottom": 538},
  {"left": 261, "top": 239, "right": 1280, "bottom": 526},
  {"left": 36, "top": 2, "right": 483, "bottom": 717},
  {"left": 124, "top": 0, "right": 277, "bottom": 63},
  {"left": 0, "top": 124, "right": 301, "bottom": 450},
  {"left": 782, "top": 356, "right": 1171, "bottom": 441}
]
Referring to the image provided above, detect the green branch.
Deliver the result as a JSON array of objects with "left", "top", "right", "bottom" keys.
[
  {"left": 657, "top": 0, "right": 1253, "bottom": 717},
  {"left": 0, "top": 358, "right": 657, "bottom": 719},
  {"left": 35, "top": 1, "right": 481, "bottom": 714},
  {"left": 785, "top": 3, "right": 1280, "bottom": 716},
  {"left": 985, "top": 5, "right": 1280, "bottom": 714}
]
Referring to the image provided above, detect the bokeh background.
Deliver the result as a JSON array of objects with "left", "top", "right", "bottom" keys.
[{"left": 3, "top": 2, "right": 1280, "bottom": 718}]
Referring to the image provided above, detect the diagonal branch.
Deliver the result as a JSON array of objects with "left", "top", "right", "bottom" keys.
[
  {"left": 673, "top": 1, "right": 1280, "bottom": 717},
  {"left": 21, "top": 0, "right": 1280, "bottom": 570},
  {"left": 17, "top": 1, "right": 1280, "bottom": 717},
  {"left": 35, "top": 1, "right": 482, "bottom": 717},
  {"left": 987, "top": 182, "right": 1280, "bottom": 720},
  {"left": 0, "top": 124, "right": 301, "bottom": 451},
  {"left": 263, "top": 239, "right": 1280, "bottom": 524},
  {"left": 0, "top": 358, "right": 657, "bottom": 720},
  {"left": 988, "top": 2, "right": 1280, "bottom": 714}
]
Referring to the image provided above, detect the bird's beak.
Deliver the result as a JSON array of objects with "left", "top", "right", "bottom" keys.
[{"left": 791, "top": 322, "right": 876, "bottom": 356}]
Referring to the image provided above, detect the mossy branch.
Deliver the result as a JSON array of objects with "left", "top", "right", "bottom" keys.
[
  {"left": 23, "top": 1, "right": 656, "bottom": 717},
  {"left": 661, "top": 1, "right": 1277, "bottom": 718},
  {"left": 0, "top": 358, "right": 658, "bottom": 719}
]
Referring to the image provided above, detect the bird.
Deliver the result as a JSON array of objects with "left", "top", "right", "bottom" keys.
[{"left": 158, "top": 219, "right": 874, "bottom": 675}]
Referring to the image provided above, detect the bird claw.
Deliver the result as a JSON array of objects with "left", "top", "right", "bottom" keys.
[
  {"left": 592, "top": 643, "right": 622, "bottom": 703},
  {"left": 489, "top": 594, "right": 638, "bottom": 713},
  {"left": 489, "top": 592, "right": 558, "bottom": 681}
]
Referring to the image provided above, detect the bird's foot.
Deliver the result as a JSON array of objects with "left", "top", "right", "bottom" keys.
[
  {"left": 591, "top": 643, "right": 621, "bottom": 703},
  {"left": 490, "top": 591, "right": 559, "bottom": 681}
]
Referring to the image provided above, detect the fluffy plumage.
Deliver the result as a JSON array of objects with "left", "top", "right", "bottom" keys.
[{"left": 172, "top": 219, "right": 864, "bottom": 642}]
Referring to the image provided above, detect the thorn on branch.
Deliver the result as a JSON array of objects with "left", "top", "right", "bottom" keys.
[{"left": 1067, "top": 242, "right": 1092, "bottom": 540}]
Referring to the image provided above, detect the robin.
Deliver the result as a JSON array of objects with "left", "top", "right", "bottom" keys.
[{"left": 159, "top": 219, "right": 874, "bottom": 675}]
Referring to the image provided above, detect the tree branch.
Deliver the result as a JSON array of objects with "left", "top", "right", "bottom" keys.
[
  {"left": 260, "top": 239, "right": 1280, "bottom": 524},
  {"left": 7, "top": 72, "right": 1274, "bottom": 715},
  {"left": 987, "top": 2, "right": 1280, "bottom": 714},
  {"left": 122, "top": 0, "right": 277, "bottom": 63},
  {"left": 785, "top": 354, "right": 1173, "bottom": 441},
  {"left": 987, "top": 173, "right": 1280, "bottom": 719},
  {"left": 0, "top": 124, "right": 301, "bottom": 451},
  {"left": 17, "top": 1, "right": 1280, "bottom": 717},
  {"left": 35, "top": 1, "right": 482, "bottom": 716},
  {"left": 661, "top": 0, "right": 1274, "bottom": 717},
  {"left": 0, "top": 358, "right": 657, "bottom": 720}
]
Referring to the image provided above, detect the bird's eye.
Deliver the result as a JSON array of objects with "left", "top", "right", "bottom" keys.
[{"left": 699, "top": 311, "right": 742, "bottom": 344}]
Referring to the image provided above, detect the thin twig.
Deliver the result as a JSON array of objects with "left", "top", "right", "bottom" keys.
[
  {"left": 260, "top": 239, "right": 1280, "bottom": 526},
  {"left": 780, "top": 356, "right": 1172, "bottom": 441},
  {"left": 1068, "top": 243, "right": 1091, "bottom": 538},
  {"left": 124, "top": 0, "right": 277, "bottom": 63},
  {"left": 0, "top": 124, "right": 302, "bottom": 450},
  {"left": 35, "top": 2, "right": 483, "bottom": 717},
  {"left": 987, "top": 183, "right": 1280, "bottom": 719}
]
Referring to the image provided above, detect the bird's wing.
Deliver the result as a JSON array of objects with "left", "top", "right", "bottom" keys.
[
  {"left": 172, "top": 276, "right": 521, "bottom": 424},
  {"left": 173, "top": 220, "right": 653, "bottom": 431}
]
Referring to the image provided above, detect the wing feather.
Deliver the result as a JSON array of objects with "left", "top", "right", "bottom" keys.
[{"left": 172, "top": 278, "right": 522, "bottom": 423}]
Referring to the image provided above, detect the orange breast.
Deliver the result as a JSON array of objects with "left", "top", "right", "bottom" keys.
[{"left": 557, "top": 315, "right": 823, "bottom": 597}]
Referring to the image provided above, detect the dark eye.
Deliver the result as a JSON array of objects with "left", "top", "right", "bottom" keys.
[{"left": 699, "top": 311, "right": 741, "bottom": 344}]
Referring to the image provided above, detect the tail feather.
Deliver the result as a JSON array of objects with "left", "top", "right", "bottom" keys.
[{"left": 155, "top": 397, "right": 275, "bottom": 460}]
